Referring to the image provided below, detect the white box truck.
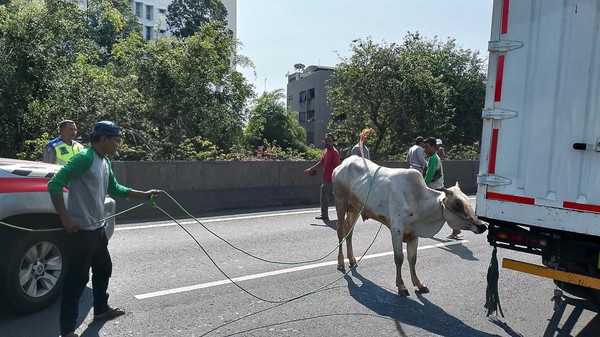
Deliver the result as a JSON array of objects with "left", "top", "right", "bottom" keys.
[{"left": 477, "top": 0, "right": 600, "bottom": 302}]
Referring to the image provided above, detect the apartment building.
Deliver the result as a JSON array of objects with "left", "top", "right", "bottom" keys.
[
  {"left": 287, "top": 65, "right": 335, "bottom": 145},
  {"left": 130, "top": 0, "right": 236, "bottom": 40}
]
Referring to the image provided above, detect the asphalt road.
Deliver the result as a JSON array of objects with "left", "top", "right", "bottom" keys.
[{"left": 1, "top": 200, "right": 599, "bottom": 337}]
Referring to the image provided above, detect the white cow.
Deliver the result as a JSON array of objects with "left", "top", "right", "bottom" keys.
[{"left": 332, "top": 156, "right": 487, "bottom": 295}]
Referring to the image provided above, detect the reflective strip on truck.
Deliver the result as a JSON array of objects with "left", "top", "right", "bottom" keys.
[
  {"left": 503, "top": 258, "right": 600, "bottom": 290},
  {"left": 487, "top": 192, "right": 600, "bottom": 214},
  {"left": 500, "top": 0, "right": 510, "bottom": 35}
]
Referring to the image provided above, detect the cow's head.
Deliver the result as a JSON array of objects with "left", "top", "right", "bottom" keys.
[{"left": 441, "top": 183, "right": 487, "bottom": 234}]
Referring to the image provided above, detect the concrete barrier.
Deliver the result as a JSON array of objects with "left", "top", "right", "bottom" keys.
[{"left": 111, "top": 160, "right": 479, "bottom": 221}]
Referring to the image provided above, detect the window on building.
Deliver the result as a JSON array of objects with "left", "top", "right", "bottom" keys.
[
  {"left": 135, "top": 2, "right": 142, "bottom": 18},
  {"left": 288, "top": 95, "right": 293, "bottom": 102},
  {"left": 308, "top": 88, "right": 315, "bottom": 100},
  {"left": 145, "top": 26, "right": 152, "bottom": 40},
  {"left": 159, "top": 8, "right": 167, "bottom": 16},
  {"left": 159, "top": 29, "right": 167, "bottom": 36},
  {"left": 307, "top": 110, "right": 315, "bottom": 122},
  {"left": 299, "top": 91, "right": 306, "bottom": 102},
  {"left": 146, "top": 5, "right": 153, "bottom": 20},
  {"left": 307, "top": 132, "right": 315, "bottom": 145},
  {"left": 299, "top": 112, "right": 307, "bottom": 123}
]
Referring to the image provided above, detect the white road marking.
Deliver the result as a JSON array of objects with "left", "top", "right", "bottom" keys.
[
  {"left": 116, "top": 209, "right": 320, "bottom": 231},
  {"left": 118, "top": 196, "right": 476, "bottom": 232},
  {"left": 134, "top": 240, "right": 468, "bottom": 299}
]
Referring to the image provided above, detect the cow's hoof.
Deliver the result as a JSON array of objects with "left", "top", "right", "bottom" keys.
[
  {"left": 337, "top": 265, "right": 346, "bottom": 273},
  {"left": 349, "top": 261, "right": 357, "bottom": 269},
  {"left": 416, "top": 286, "right": 430, "bottom": 294},
  {"left": 398, "top": 289, "right": 410, "bottom": 296}
]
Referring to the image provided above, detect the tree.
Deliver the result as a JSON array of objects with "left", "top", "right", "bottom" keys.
[
  {"left": 0, "top": 0, "right": 98, "bottom": 158},
  {"left": 1, "top": 1, "right": 253, "bottom": 161},
  {"left": 244, "top": 90, "right": 307, "bottom": 152},
  {"left": 328, "top": 33, "right": 485, "bottom": 159},
  {"left": 166, "top": 0, "right": 228, "bottom": 38}
]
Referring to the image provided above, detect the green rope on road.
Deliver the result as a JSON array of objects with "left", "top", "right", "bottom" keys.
[
  {"left": 159, "top": 165, "right": 381, "bottom": 266},
  {"left": 155, "top": 200, "right": 385, "bottom": 304},
  {"left": 0, "top": 201, "right": 149, "bottom": 233},
  {"left": 0, "top": 162, "right": 385, "bottom": 305}
]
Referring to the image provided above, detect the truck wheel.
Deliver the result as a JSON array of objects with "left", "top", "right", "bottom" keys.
[{"left": 4, "top": 232, "right": 65, "bottom": 312}]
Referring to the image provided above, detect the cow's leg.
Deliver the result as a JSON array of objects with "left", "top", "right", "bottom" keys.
[
  {"left": 335, "top": 201, "right": 348, "bottom": 272},
  {"left": 406, "top": 237, "right": 429, "bottom": 293},
  {"left": 344, "top": 207, "right": 359, "bottom": 268},
  {"left": 391, "top": 231, "right": 409, "bottom": 296}
]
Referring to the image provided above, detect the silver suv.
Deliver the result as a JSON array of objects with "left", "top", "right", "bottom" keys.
[{"left": 0, "top": 158, "right": 115, "bottom": 312}]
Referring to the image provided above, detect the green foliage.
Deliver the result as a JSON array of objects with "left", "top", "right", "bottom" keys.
[
  {"left": 445, "top": 141, "right": 481, "bottom": 160},
  {"left": 244, "top": 90, "right": 307, "bottom": 152},
  {"left": 0, "top": 1, "right": 254, "bottom": 161},
  {"left": 166, "top": 0, "right": 228, "bottom": 38},
  {"left": 16, "top": 133, "right": 50, "bottom": 161},
  {"left": 329, "top": 33, "right": 486, "bottom": 160},
  {"left": 221, "top": 141, "right": 319, "bottom": 161}
]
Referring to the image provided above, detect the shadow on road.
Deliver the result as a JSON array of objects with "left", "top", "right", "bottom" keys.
[
  {"left": 543, "top": 295, "right": 600, "bottom": 337},
  {"left": 0, "top": 287, "right": 94, "bottom": 337},
  {"left": 308, "top": 218, "right": 337, "bottom": 230},
  {"left": 344, "top": 269, "right": 502, "bottom": 337},
  {"left": 431, "top": 236, "right": 479, "bottom": 261}
]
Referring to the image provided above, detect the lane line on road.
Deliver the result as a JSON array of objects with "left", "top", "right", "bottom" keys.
[
  {"left": 134, "top": 240, "right": 468, "bottom": 300},
  {"left": 116, "top": 209, "right": 321, "bottom": 231},
  {"left": 118, "top": 197, "right": 476, "bottom": 232}
]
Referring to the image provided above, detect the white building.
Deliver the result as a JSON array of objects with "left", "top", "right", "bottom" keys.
[{"left": 130, "top": 0, "right": 237, "bottom": 40}]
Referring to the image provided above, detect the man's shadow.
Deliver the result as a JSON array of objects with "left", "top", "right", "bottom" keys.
[
  {"left": 344, "top": 269, "right": 504, "bottom": 337},
  {"left": 309, "top": 218, "right": 337, "bottom": 230}
]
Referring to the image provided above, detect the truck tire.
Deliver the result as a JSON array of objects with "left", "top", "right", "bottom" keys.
[{"left": 4, "top": 232, "right": 65, "bottom": 312}]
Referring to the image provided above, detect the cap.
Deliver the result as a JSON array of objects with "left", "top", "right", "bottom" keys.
[
  {"left": 415, "top": 136, "right": 424, "bottom": 144},
  {"left": 91, "top": 121, "right": 121, "bottom": 138},
  {"left": 436, "top": 139, "right": 443, "bottom": 145}
]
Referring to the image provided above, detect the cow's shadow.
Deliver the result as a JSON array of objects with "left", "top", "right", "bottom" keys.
[
  {"left": 344, "top": 269, "right": 502, "bottom": 337},
  {"left": 430, "top": 236, "right": 479, "bottom": 261}
]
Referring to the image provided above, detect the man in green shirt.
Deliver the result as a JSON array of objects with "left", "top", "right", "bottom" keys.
[
  {"left": 48, "top": 121, "right": 161, "bottom": 337},
  {"left": 423, "top": 137, "right": 444, "bottom": 190}
]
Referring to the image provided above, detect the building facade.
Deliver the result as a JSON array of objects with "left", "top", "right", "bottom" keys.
[
  {"left": 286, "top": 65, "right": 335, "bottom": 146},
  {"left": 130, "top": 0, "right": 237, "bottom": 40}
]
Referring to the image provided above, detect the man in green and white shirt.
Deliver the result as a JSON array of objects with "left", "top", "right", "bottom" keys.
[
  {"left": 48, "top": 121, "right": 161, "bottom": 337},
  {"left": 423, "top": 137, "right": 444, "bottom": 190}
]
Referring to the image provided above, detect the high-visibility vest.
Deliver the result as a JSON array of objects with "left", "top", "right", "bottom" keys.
[{"left": 47, "top": 138, "right": 85, "bottom": 165}]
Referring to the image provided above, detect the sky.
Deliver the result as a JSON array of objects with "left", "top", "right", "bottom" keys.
[{"left": 236, "top": 0, "right": 494, "bottom": 95}]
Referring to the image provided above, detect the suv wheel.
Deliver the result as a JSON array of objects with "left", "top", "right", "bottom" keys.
[{"left": 5, "top": 232, "right": 65, "bottom": 312}]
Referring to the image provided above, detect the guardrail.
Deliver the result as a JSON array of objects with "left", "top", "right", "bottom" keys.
[{"left": 111, "top": 160, "right": 479, "bottom": 220}]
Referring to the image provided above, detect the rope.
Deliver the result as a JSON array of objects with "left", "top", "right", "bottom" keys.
[
  {"left": 157, "top": 166, "right": 382, "bottom": 266},
  {"left": 0, "top": 166, "right": 384, "bottom": 305},
  {"left": 484, "top": 246, "right": 504, "bottom": 317},
  {"left": 0, "top": 202, "right": 149, "bottom": 232},
  {"left": 155, "top": 200, "right": 385, "bottom": 304}
]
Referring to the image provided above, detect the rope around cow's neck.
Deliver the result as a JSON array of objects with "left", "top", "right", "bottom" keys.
[{"left": 440, "top": 197, "right": 481, "bottom": 227}]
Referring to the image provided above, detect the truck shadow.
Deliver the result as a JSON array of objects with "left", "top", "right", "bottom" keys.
[
  {"left": 542, "top": 295, "right": 600, "bottom": 337},
  {"left": 344, "top": 269, "right": 502, "bottom": 337}
]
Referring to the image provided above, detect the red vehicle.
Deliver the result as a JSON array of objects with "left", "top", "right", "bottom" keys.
[{"left": 0, "top": 158, "right": 116, "bottom": 312}]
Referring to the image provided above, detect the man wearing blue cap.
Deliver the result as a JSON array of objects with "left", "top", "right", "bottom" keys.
[{"left": 48, "top": 121, "right": 161, "bottom": 337}]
